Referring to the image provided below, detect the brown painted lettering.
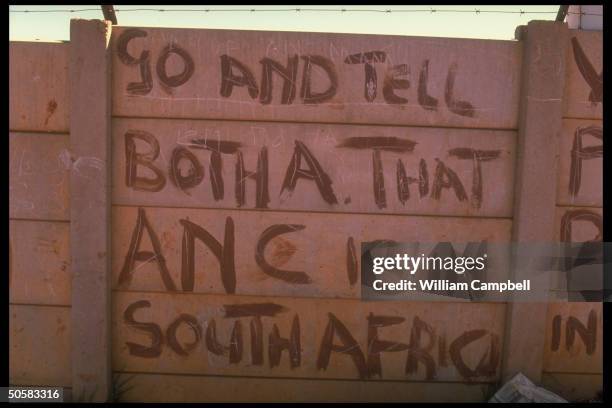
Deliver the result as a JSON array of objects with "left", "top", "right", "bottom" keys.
[
  {"left": 166, "top": 313, "right": 202, "bottom": 356},
  {"left": 156, "top": 43, "right": 195, "bottom": 89},
  {"left": 260, "top": 55, "right": 299, "bottom": 105},
  {"left": 346, "top": 237, "right": 358, "bottom": 286},
  {"left": 123, "top": 300, "right": 164, "bottom": 358},
  {"left": 445, "top": 63, "right": 475, "bottom": 117},
  {"left": 118, "top": 208, "right": 176, "bottom": 291},
  {"left": 336, "top": 136, "right": 417, "bottom": 152},
  {"left": 229, "top": 321, "right": 243, "bottom": 364},
  {"left": 551, "top": 314, "right": 562, "bottom": 352},
  {"left": 383, "top": 64, "right": 410, "bottom": 105},
  {"left": 396, "top": 158, "right": 428, "bottom": 204},
  {"left": 317, "top": 312, "right": 368, "bottom": 379},
  {"left": 220, "top": 55, "right": 259, "bottom": 99},
  {"left": 281, "top": 140, "right": 338, "bottom": 205},
  {"left": 448, "top": 148, "right": 501, "bottom": 209},
  {"left": 405, "top": 316, "right": 436, "bottom": 380},
  {"left": 169, "top": 146, "right": 204, "bottom": 192},
  {"left": 418, "top": 60, "right": 438, "bottom": 111},
  {"left": 344, "top": 51, "right": 387, "bottom": 102},
  {"left": 256, "top": 224, "right": 311, "bottom": 284},
  {"left": 571, "top": 37, "right": 602, "bottom": 105},
  {"left": 373, "top": 150, "right": 386, "bottom": 209},
  {"left": 250, "top": 316, "right": 264, "bottom": 365},
  {"left": 205, "top": 318, "right": 246, "bottom": 363},
  {"left": 179, "top": 217, "right": 236, "bottom": 294},
  {"left": 300, "top": 55, "right": 338, "bottom": 104},
  {"left": 449, "top": 330, "right": 500, "bottom": 379},
  {"left": 566, "top": 309, "right": 597, "bottom": 355},
  {"left": 116, "top": 29, "right": 153, "bottom": 95},
  {"left": 438, "top": 334, "right": 448, "bottom": 367},
  {"left": 224, "top": 303, "right": 288, "bottom": 318},
  {"left": 209, "top": 150, "right": 224, "bottom": 200},
  {"left": 367, "top": 314, "right": 409, "bottom": 377},
  {"left": 125, "top": 130, "right": 166, "bottom": 192},
  {"left": 569, "top": 126, "right": 603, "bottom": 197},
  {"left": 235, "top": 148, "right": 270, "bottom": 208},
  {"left": 431, "top": 159, "right": 468, "bottom": 203},
  {"left": 269, "top": 314, "right": 301, "bottom": 369},
  {"left": 205, "top": 319, "right": 228, "bottom": 356}
]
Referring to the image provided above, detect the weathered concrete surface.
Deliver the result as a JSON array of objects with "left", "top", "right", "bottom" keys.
[
  {"left": 541, "top": 372, "right": 602, "bottom": 402},
  {"left": 501, "top": 21, "right": 568, "bottom": 383},
  {"left": 10, "top": 42, "right": 70, "bottom": 133},
  {"left": 549, "top": 206, "right": 602, "bottom": 293},
  {"left": 10, "top": 305, "right": 72, "bottom": 387},
  {"left": 9, "top": 132, "right": 70, "bottom": 221},
  {"left": 111, "top": 27, "right": 521, "bottom": 129},
  {"left": 10, "top": 220, "right": 71, "bottom": 306},
  {"left": 69, "top": 19, "right": 112, "bottom": 402},
  {"left": 117, "top": 373, "right": 494, "bottom": 402}
]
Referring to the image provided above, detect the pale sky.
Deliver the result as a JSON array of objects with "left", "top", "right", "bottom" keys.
[{"left": 9, "top": 5, "right": 562, "bottom": 42}]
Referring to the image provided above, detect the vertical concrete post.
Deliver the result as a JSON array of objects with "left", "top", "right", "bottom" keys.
[
  {"left": 501, "top": 21, "right": 569, "bottom": 383},
  {"left": 69, "top": 19, "right": 112, "bottom": 401}
]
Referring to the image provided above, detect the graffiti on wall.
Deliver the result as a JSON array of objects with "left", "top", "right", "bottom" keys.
[
  {"left": 117, "top": 295, "right": 503, "bottom": 382},
  {"left": 116, "top": 28, "right": 478, "bottom": 117},
  {"left": 113, "top": 119, "right": 515, "bottom": 219}
]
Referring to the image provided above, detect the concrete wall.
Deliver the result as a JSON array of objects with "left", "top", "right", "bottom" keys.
[
  {"left": 541, "top": 28, "right": 603, "bottom": 402},
  {"left": 9, "top": 41, "right": 72, "bottom": 390},
  {"left": 8, "top": 21, "right": 602, "bottom": 402}
]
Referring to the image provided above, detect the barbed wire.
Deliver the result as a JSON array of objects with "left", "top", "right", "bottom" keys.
[{"left": 8, "top": 7, "right": 603, "bottom": 16}]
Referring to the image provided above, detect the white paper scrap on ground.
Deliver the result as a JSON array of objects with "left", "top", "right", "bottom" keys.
[{"left": 489, "top": 373, "right": 567, "bottom": 403}]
